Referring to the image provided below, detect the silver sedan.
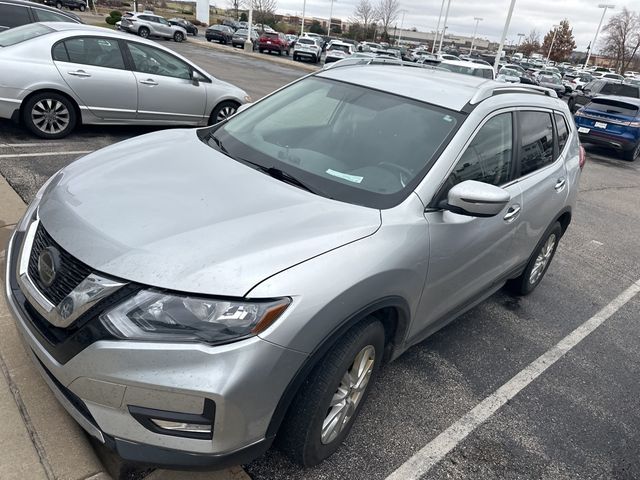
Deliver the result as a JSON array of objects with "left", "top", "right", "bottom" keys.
[{"left": 0, "top": 22, "right": 250, "bottom": 138}]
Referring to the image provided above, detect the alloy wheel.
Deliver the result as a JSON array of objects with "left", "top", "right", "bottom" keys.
[
  {"left": 31, "top": 99, "right": 70, "bottom": 135},
  {"left": 529, "top": 233, "right": 556, "bottom": 285},
  {"left": 216, "top": 105, "right": 236, "bottom": 122},
  {"left": 320, "top": 345, "right": 375, "bottom": 445}
]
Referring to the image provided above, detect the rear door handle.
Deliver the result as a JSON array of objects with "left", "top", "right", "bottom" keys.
[
  {"left": 67, "top": 70, "right": 91, "bottom": 77},
  {"left": 504, "top": 204, "right": 521, "bottom": 222},
  {"left": 139, "top": 79, "right": 158, "bottom": 86},
  {"left": 555, "top": 178, "right": 566, "bottom": 192}
]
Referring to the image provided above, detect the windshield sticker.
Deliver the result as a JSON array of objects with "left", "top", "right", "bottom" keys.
[{"left": 326, "top": 169, "right": 364, "bottom": 184}]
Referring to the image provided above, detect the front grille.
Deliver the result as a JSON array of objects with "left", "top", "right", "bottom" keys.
[{"left": 27, "top": 223, "right": 93, "bottom": 306}]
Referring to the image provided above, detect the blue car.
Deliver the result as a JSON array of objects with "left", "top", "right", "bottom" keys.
[{"left": 574, "top": 95, "right": 640, "bottom": 160}]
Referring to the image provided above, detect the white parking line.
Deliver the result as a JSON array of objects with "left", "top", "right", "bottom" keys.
[
  {"left": 0, "top": 143, "right": 80, "bottom": 148},
  {"left": 386, "top": 279, "right": 640, "bottom": 480},
  {"left": 0, "top": 151, "right": 91, "bottom": 159}
]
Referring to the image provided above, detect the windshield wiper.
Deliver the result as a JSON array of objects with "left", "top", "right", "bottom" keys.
[
  {"left": 208, "top": 133, "right": 229, "bottom": 155},
  {"left": 239, "top": 158, "right": 325, "bottom": 196}
]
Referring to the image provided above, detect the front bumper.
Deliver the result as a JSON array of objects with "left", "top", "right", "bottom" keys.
[{"left": 4, "top": 230, "right": 308, "bottom": 467}]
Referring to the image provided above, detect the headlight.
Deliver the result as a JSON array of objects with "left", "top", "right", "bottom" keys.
[{"left": 100, "top": 290, "right": 290, "bottom": 343}]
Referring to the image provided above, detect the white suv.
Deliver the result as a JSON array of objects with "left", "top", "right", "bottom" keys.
[{"left": 120, "top": 12, "right": 187, "bottom": 42}]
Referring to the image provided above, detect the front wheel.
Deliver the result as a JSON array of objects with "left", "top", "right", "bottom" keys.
[
  {"left": 23, "top": 92, "right": 77, "bottom": 139},
  {"left": 173, "top": 31, "right": 184, "bottom": 42},
  {"left": 79, "top": 4, "right": 85, "bottom": 11},
  {"left": 209, "top": 100, "right": 239, "bottom": 125},
  {"left": 278, "top": 320, "right": 385, "bottom": 466},
  {"left": 507, "top": 222, "right": 562, "bottom": 296}
]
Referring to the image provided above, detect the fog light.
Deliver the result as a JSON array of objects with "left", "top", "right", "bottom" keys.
[
  {"left": 150, "top": 419, "right": 212, "bottom": 434},
  {"left": 129, "top": 399, "right": 215, "bottom": 440}
]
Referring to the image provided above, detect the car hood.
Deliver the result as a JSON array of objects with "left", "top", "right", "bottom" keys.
[{"left": 38, "top": 129, "right": 381, "bottom": 297}]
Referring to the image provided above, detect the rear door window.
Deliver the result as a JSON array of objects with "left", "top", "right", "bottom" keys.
[
  {"left": 60, "top": 37, "right": 125, "bottom": 69},
  {"left": 0, "top": 4, "right": 31, "bottom": 28},
  {"left": 33, "top": 8, "right": 75, "bottom": 22},
  {"left": 519, "top": 111, "right": 554, "bottom": 176}
]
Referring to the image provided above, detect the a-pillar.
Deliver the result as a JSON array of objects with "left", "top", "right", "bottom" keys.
[{"left": 196, "top": 0, "right": 209, "bottom": 25}]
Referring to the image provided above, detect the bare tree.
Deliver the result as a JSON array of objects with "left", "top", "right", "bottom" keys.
[
  {"left": 600, "top": 7, "right": 640, "bottom": 73},
  {"left": 519, "top": 29, "right": 541, "bottom": 57},
  {"left": 375, "top": 0, "right": 399, "bottom": 41},
  {"left": 351, "top": 0, "right": 377, "bottom": 41},
  {"left": 248, "top": 0, "right": 277, "bottom": 29}
]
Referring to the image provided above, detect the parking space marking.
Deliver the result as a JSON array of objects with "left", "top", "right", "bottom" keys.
[
  {"left": 0, "top": 151, "right": 91, "bottom": 159},
  {"left": 386, "top": 279, "right": 640, "bottom": 480}
]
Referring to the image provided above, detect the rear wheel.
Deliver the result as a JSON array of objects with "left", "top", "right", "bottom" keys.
[
  {"left": 138, "top": 27, "right": 150, "bottom": 39},
  {"left": 278, "top": 320, "right": 384, "bottom": 466},
  {"left": 173, "top": 31, "right": 184, "bottom": 42},
  {"left": 79, "top": 4, "right": 85, "bottom": 11},
  {"left": 622, "top": 141, "right": 640, "bottom": 161},
  {"left": 507, "top": 222, "right": 562, "bottom": 296},
  {"left": 23, "top": 92, "right": 77, "bottom": 139},
  {"left": 209, "top": 100, "right": 239, "bottom": 125},
  {"left": 56, "top": 1, "right": 62, "bottom": 8}
]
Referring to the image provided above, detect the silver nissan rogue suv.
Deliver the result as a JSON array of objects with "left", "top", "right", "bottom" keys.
[{"left": 4, "top": 63, "right": 584, "bottom": 468}]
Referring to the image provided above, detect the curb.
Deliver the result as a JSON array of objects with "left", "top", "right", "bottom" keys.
[{"left": 0, "top": 174, "right": 112, "bottom": 480}]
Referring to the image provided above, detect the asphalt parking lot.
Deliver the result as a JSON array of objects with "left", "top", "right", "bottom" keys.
[{"left": 1, "top": 43, "right": 639, "bottom": 480}]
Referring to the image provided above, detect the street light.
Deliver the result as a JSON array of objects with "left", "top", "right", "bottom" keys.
[
  {"left": 546, "top": 24, "right": 559, "bottom": 63},
  {"left": 469, "top": 16, "right": 483, "bottom": 52},
  {"left": 397, "top": 10, "right": 406, "bottom": 44},
  {"left": 516, "top": 32, "right": 524, "bottom": 52},
  {"left": 432, "top": 0, "right": 446, "bottom": 54},
  {"left": 328, "top": 0, "right": 335, "bottom": 35},
  {"left": 300, "top": 0, "right": 307, "bottom": 36},
  {"left": 493, "top": 0, "right": 517, "bottom": 73},
  {"left": 584, "top": 4, "right": 615, "bottom": 68},
  {"left": 244, "top": 2, "right": 254, "bottom": 51},
  {"left": 438, "top": 0, "right": 453, "bottom": 54}
]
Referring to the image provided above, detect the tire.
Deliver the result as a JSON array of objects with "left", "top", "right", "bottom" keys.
[
  {"left": 208, "top": 100, "right": 239, "bottom": 125},
  {"left": 278, "top": 320, "right": 385, "bottom": 467},
  {"left": 259, "top": 48, "right": 264, "bottom": 53},
  {"left": 138, "top": 27, "right": 150, "bottom": 39},
  {"left": 506, "top": 222, "right": 562, "bottom": 296},
  {"left": 567, "top": 98, "right": 575, "bottom": 113},
  {"left": 22, "top": 92, "right": 77, "bottom": 139},
  {"left": 622, "top": 141, "right": 640, "bottom": 161},
  {"left": 79, "top": 4, "right": 85, "bottom": 11},
  {"left": 56, "top": 1, "right": 62, "bottom": 8},
  {"left": 293, "top": 54, "right": 298, "bottom": 61},
  {"left": 285, "top": 48, "right": 290, "bottom": 56},
  {"left": 278, "top": 48, "right": 282, "bottom": 56},
  {"left": 173, "top": 31, "right": 184, "bottom": 42},
  {"left": 194, "top": 29, "right": 198, "bottom": 36}
]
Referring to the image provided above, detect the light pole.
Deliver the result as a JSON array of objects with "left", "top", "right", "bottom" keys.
[
  {"left": 328, "top": 0, "right": 335, "bottom": 35},
  {"left": 469, "top": 16, "right": 483, "bottom": 52},
  {"left": 546, "top": 24, "right": 559, "bottom": 63},
  {"left": 516, "top": 32, "right": 524, "bottom": 52},
  {"left": 432, "top": 0, "right": 446, "bottom": 53},
  {"left": 493, "top": 0, "right": 517, "bottom": 73},
  {"left": 300, "top": 0, "right": 307, "bottom": 36},
  {"left": 244, "top": 3, "right": 254, "bottom": 51},
  {"left": 437, "top": 0, "right": 453, "bottom": 54},
  {"left": 397, "top": 10, "right": 406, "bottom": 44},
  {"left": 584, "top": 4, "right": 614, "bottom": 68}
]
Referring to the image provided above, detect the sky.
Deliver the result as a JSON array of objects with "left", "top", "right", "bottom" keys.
[{"left": 261, "top": 0, "right": 636, "bottom": 51}]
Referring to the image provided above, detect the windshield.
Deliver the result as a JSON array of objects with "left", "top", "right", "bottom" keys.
[
  {"left": 540, "top": 75, "right": 561, "bottom": 85},
  {"left": 330, "top": 44, "right": 350, "bottom": 53},
  {"left": 500, "top": 68, "right": 519, "bottom": 76},
  {"left": 202, "top": 77, "right": 462, "bottom": 208},
  {"left": 588, "top": 98, "right": 639, "bottom": 116},
  {"left": 0, "top": 23, "right": 53, "bottom": 47},
  {"left": 600, "top": 83, "right": 640, "bottom": 98},
  {"left": 439, "top": 62, "right": 493, "bottom": 79}
]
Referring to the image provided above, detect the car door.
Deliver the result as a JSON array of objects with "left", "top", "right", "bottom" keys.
[
  {"left": 156, "top": 17, "right": 174, "bottom": 37},
  {"left": 52, "top": 36, "right": 138, "bottom": 120},
  {"left": 414, "top": 111, "right": 523, "bottom": 336},
  {"left": 124, "top": 41, "right": 207, "bottom": 124},
  {"left": 510, "top": 109, "right": 568, "bottom": 266}
]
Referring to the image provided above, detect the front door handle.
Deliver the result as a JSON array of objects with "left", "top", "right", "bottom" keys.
[
  {"left": 67, "top": 70, "right": 91, "bottom": 77},
  {"left": 555, "top": 178, "right": 566, "bottom": 192},
  {"left": 504, "top": 204, "right": 521, "bottom": 222},
  {"left": 139, "top": 79, "right": 158, "bottom": 86}
]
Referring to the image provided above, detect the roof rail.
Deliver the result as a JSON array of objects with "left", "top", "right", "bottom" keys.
[{"left": 469, "top": 85, "right": 558, "bottom": 104}]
